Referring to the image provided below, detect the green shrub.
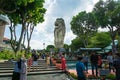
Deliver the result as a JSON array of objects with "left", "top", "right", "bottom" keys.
[
  {"left": 69, "top": 73, "right": 77, "bottom": 79},
  {"left": 0, "top": 50, "right": 15, "bottom": 59},
  {"left": 0, "top": 49, "right": 32, "bottom": 60},
  {"left": 105, "top": 73, "right": 116, "bottom": 79}
]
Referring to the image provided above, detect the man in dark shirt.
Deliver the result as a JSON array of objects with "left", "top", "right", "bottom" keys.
[
  {"left": 113, "top": 53, "right": 120, "bottom": 80},
  {"left": 90, "top": 51, "right": 98, "bottom": 76}
]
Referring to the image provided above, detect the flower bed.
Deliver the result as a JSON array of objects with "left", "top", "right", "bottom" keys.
[{"left": 68, "top": 70, "right": 116, "bottom": 80}]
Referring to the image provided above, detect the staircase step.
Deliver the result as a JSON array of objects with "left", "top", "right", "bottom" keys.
[
  {"left": 0, "top": 67, "right": 60, "bottom": 73},
  {"left": 0, "top": 70, "right": 64, "bottom": 77}
]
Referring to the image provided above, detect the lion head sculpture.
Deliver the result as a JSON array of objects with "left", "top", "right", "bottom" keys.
[{"left": 54, "top": 18, "right": 66, "bottom": 49}]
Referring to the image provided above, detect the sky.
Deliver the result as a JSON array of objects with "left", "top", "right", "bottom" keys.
[{"left": 4, "top": 0, "right": 100, "bottom": 50}]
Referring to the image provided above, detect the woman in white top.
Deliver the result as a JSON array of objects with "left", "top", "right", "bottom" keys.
[{"left": 20, "top": 59, "right": 27, "bottom": 80}]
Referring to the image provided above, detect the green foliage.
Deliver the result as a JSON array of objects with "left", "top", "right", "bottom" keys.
[
  {"left": 105, "top": 73, "right": 116, "bottom": 79},
  {"left": 46, "top": 45, "right": 55, "bottom": 52},
  {"left": 93, "top": 0, "right": 120, "bottom": 28},
  {"left": 71, "top": 37, "right": 84, "bottom": 51},
  {"left": 64, "top": 44, "right": 69, "bottom": 52},
  {"left": 88, "top": 32, "right": 111, "bottom": 48},
  {"left": 2, "top": 0, "right": 46, "bottom": 54},
  {"left": 0, "top": 0, "right": 17, "bottom": 13},
  {"left": 0, "top": 49, "right": 31, "bottom": 60},
  {"left": 93, "top": 0, "right": 120, "bottom": 53},
  {"left": 70, "top": 11, "right": 98, "bottom": 48},
  {"left": 0, "top": 50, "right": 15, "bottom": 59},
  {"left": 69, "top": 73, "right": 77, "bottom": 79}
]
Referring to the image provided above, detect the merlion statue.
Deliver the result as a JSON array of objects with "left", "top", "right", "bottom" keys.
[{"left": 54, "top": 18, "right": 66, "bottom": 49}]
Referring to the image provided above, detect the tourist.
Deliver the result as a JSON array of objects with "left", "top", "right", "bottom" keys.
[
  {"left": 12, "top": 58, "right": 22, "bottom": 80},
  {"left": 76, "top": 56, "right": 86, "bottom": 80},
  {"left": 83, "top": 54, "right": 89, "bottom": 73},
  {"left": 32, "top": 49, "right": 38, "bottom": 70},
  {"left": 98, "top": 54, "right": 102, "bottom": 69},
  {"left": 27, "top": 55, "right": 33, "bottom": 72},
  {"left": 20, "top": 59, "right": 27, "bottom": 80},
  {"left": 41, "top": 53, "right": 45, "bottom": 59},
  {"left": 113, "top": 53, "right": 120, "bottom": 80},
  {"left": 107, "top": 52, "right": 114, "bottom": 72},
  {"left": 90, "top": 51, "right": 98, "bottom": 76},
  {"left": 46, "top": 54, "right": 50, "bottom": 68},
  {"left": 61, "top": 54, "right": 67, "bottom": 71},
  {"left": 50, "top": 55, "right": 53, "bottom": 66}
]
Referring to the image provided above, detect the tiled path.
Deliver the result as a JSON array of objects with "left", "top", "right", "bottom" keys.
[{"left": 0, "top": 73, "right": 69, "bottom": 80}]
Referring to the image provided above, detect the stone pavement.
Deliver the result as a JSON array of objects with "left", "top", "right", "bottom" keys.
[
  {"left": 0, "top": 59, "right": 71, "bottom": 80},
  {"left": 0, "top": 73, "right": 69, "bottom": 80}
]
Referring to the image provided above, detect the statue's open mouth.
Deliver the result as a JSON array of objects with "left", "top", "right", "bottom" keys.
[{"left": 55, "top": 23, "right": 58, "bottom": 26}]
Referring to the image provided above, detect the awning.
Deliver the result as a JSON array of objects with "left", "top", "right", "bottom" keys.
[{"left": 80, "top": 48, "right": 102, "bottom": 51}]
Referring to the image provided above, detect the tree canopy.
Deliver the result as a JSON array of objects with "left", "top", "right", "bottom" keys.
[
  {"left": 1, "top": 0, "right": 46, "bottom": 54},
  {"left": 70, "top": 11, "right": 98, "bottom": 48},
  {"left": 93, "top": 0, "right": 120, "bottom": 53},
  {"left": 89, "top": 32, "right": 111, "bottom": 48}
]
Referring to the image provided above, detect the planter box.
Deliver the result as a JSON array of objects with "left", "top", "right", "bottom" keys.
[{"left": 99, "top": 69, "right": 110, "bottom": 76}]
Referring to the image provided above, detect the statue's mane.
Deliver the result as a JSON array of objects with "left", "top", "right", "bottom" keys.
[{"left": 55, "top": 18, "right": 65, "bottom": 27}]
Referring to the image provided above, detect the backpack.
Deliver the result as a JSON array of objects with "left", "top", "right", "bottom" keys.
[{"left": 33, "top": 54, "right": 38, "bottom": 61}]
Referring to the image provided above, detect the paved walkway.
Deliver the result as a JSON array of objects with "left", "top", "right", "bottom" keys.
[
  {"left": 0, "top": 59, "right": 70, "bottom": 80},
  {"left": 0, "top": 73, "right": 69, "bottom": 80}
]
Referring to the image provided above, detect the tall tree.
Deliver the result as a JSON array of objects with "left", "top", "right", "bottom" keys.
[
  {"left": 4, "top": 0, "right": 46, "bottom": 55},
  {"left": 70, "top": 11, "right": 98, "bottom": 48},
  {"left": 93, "top": 0, "right": 120, "bottom": 53}
]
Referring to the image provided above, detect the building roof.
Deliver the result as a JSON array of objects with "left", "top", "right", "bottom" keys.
[{"left": 3, "top": 37, "right": 9, "bottom": 41}]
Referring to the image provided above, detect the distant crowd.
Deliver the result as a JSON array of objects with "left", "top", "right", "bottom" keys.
[
  {"left": 11, "top": 49, "right": 67, "bottom": 80},
  {"left": 76, "top": 51, "right": 120, "bottom": 80}
]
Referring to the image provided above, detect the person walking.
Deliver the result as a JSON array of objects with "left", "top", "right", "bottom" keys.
[
  {"left": 61, "top": 55, "right": 67, "bottom": 71},
  {"left": 83, "top": 54, "right": 89, "bottom": 73},
  {"left": 46, "top": 54, "right": 50, "bottom": 68},
  {"left": 76, "top": 56, "right": 86, "bottom": 80},
  {"left": 27, "top": 56, "right": 33, "bottom": 72},
  {"left": 12, "top": 58, "right": 22, "bottom": 80},
  {"left": 107, "top": 53, "right": 114, "bottom": 72},
  {"left": 98, "top": 54, "right": 102, "bottom": 69},
  {"left": 32, "top": 50, "right": 38, "bottom": 71},
  {"left": 113, "top": 53, "right": 120, "bottom": 80},
  {"left": 20, "top": 59, "right": 27, "bottom": 80},
  {"left": 90, "top": 51, "right": 98, "bottom": 76}
]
